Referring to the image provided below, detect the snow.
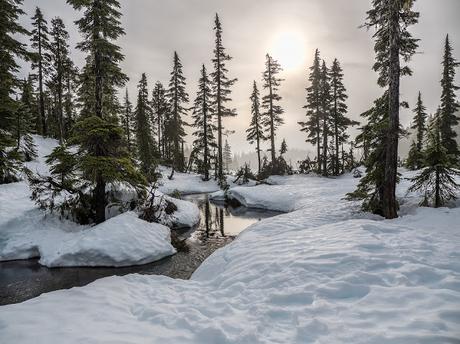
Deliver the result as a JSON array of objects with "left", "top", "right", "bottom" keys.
[
  {"left": 1, "top": 171, "right": 459, "bottom": 343},
  {"left": 158, "top": 167, "right": 220, "bottom": 195}
]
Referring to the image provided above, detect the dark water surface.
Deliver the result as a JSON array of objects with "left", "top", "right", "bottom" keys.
[{"left": 0, "top": 193, "right": 280, "bottom": 305}]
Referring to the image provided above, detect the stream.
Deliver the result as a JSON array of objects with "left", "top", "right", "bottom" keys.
[{"left": 0, "top": 193, "right": 280, "bottom": 305}]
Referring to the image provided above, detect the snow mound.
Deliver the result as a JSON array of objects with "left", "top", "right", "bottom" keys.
[
  {"left": 158, "top": 167, "right": 220, "bottom": 195},
  {"left": 163, "top": 194, "right": 200, "bottom": 228}
]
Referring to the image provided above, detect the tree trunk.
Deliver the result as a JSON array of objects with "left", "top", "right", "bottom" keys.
[
  {"left": 382, "top": 0, "right": 400, "bottom": 219},
  {"left": 38, "top": 24, "right": 47, "bottom": 136},
  {"left": 268, "top": 58, "right": 276, "bottom": 166},
  {"left": 322, "top": 117, "right": 328, "bottom": 176}
]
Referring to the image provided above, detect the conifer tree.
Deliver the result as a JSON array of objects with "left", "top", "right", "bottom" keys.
[
  {"left": 439, "top": 35, "right": 460, "bottom": 163},
  {"left": 121, "top": 89, "right": 134, "bottom": 151},
  {"left": 48, "top": 17, "right": 71, "bottom": 143},
  {"left": 166, "top": 51, "right": 189, "bottom": 172},
  {"left": 246, "top": 81, "right": 265, "bottom": 175},
  {"left": 363, "top": 0, "right": 419, "bottom": 218},
  {"left": 15, "top": 77, "right": 38, "bottom": 161},
  {"left": 0, "top": 0, "right": 29, "bottom": 183},
  {"left": 151, "top": 81, "right": 168, "bottom": 158},
  {"left": 211, "top": 14, "right": 237, "bottom": 184},
  {"left": 330, "top": 58, "right": 358, "bottom": 175},
  {"left": 134, "top": 73, "right": 156, "bottom": 176},
  {"left": 299, "top": 49, "right": 322, "bottom": 173},
  {"left": 319, "top": 60, "right": 332, "bottom": 176},
  {"left": 409, "top": 111, "right": 460, "bottom": 207},
  {"left": 262, "top": 54, "right": 284, "bottom": 168},
  {"left": 191, "top": 65, "right": 216, "bottom": 181},
  {"left": 280, "top": 138, "right": 288, "bottom": 156},
  {"left": 406, "top": 91, "right": 427, "bottom": 170},
  {"left": 223, "top": 139, "right": 232, "bottom": 173},
  {"left": 30, "top": 7, "right": 50, "bottom": 136}
]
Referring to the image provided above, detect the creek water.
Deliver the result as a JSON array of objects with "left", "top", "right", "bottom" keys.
[{"left": 0, "top": 193, "right": 280, "bottom": 305}]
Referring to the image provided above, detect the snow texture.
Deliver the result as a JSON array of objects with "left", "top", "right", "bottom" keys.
[{"left": 1, "top": 169, "right": 459, "bottom": 343}]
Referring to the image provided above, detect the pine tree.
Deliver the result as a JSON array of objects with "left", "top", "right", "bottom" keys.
[
  {"left": 211, "top": 14, "right": 237, "bottom": 185},
  {"left": 439, "top": 35, "right": 460, "bottom": 163},
  {"left": 151, "top": 81, "right": 168, "bottom": 158},
  {"left": 191, "top": 65, "right": 216, "bottom": 181},
  {"left": 363, "top": 0, "right": 419, "bottom": 219},
  {"left": 134, "top": 73, "right": 156, "bottom": 176},
  {"left": 330, "top": 58, "right": 358, "bottom": 175},
  {"left": 30, "top": 7, "right": 50, "bottom": 136},
  {"left": 299, "top": 49, "right": 322, "bottom": 173},
  {"left": 246, "top": 81, "right": 265, "bottom": 175},
  {"left": 262, "top": 54, "right": 284, "bottom": 169},
  {"left": 15, "top": 77, "right": 38, "bottom": 161},
  {"left": 166, "top": 51, "right": 189, "bottom": 172},
  {"left": 406, "top": 91, "right": 427, "bottom": 170},
  {"left": 0, "top": 0, "right": 30, "bottom": 183},
  {"left": 319, "top": 60, "right": 332, "bottom": 176},
  {"left": 409, "top": 111, "right": 460, "bottom": 207},
  {"left": 121, "top": 89, "right": 134, "bottom": 151},
  {"left": 48, "top": 17, "right": 71, "bottom": 143},
  {"left": 280, "top": 138, "right": 288, "bottom": 155},
  {"left": 223, "top": 139, "right": 232, "bottom": 173}
]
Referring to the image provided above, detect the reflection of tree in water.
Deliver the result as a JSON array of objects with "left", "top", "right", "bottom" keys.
[{"left": 195, "top": 196, "right": 230, "bottom": 242}]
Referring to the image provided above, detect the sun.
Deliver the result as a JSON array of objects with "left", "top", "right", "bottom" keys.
[{"left": 271, "top": 31, "right": 306, "bottom": 72}]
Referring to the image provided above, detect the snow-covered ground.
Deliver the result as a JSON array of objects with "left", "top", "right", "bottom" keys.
[
  {"left": 0, "top": 136, "right": 198, "bottom": 267},
  {"left": 1, "top": 167, "right": 459, "bottom": 343}
]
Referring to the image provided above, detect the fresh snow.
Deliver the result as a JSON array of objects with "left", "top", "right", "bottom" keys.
[{"left": 1, "top": 170, "right": 459, "bottom": 343}]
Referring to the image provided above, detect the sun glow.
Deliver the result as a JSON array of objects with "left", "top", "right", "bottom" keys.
[{"left": 271, "top": 31, "right": 307, "bottom": 72}]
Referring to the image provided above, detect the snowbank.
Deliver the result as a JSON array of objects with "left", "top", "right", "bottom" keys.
[
  {"left": 158, "top": 167, "right": 220, "bottom": 195},
  {"left": 1, "top": 172, "right": 459, "bottom": 343}
]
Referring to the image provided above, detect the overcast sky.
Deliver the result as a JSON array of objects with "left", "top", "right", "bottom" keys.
[{"left": 18, "top": 0, "right": 460, "bottom": 154}]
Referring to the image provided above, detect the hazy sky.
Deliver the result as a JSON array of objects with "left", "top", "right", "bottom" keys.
[{"left": 18, "top": 0, "right": 460, "bottom": 154}]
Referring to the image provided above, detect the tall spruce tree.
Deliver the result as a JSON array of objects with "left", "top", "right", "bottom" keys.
[
  {"left": 406, "top": 91, "right": 427, "bottom": 170},
  {"left": 330, "top": 58, "right": 357, "bottom": 175},
  {"left": 246, "top": 81, "right": 265, "bottom": 175},
  {"left": 262, "top": 54, "right": 284, "bottom": 168},
  {"left": 319, "top": 60, "right": 332, "bottom": 176},
  {"left": 211, "top": 14, "right": 237, "bottom": 185},
  {"left": 439, "top": 35, "right": 460, "bottom": 164},
  {"left": 122, "top": 89, "right": 134, "bottom": 151},
  {"left": 151, "top": 81, "right": 168, "bottom": 158},
  {"left": 0, "top": 0, "right": 30, "bottom": 183},
  {"left": 166, "top": 51, "right": 189, "bottom": 172},
  {"left": 30, "top": 7, "right": 50, "bottom": 136},
  {"left": 299, "top": 49, "right": 322, "bottom": 173},
  {"left": 409, "top": 111, "right": 460, "bottom": 207},
  {"left": 223, "top": 139, "right": 232, "bottom": 173},
  {"left": 191, "top": 65, "right": 216, "bottom": 181},
  {"left": 134, "top": 73, "right": 156, "bottom": 176},
  {"left": 363, "top": 0, "right": 419, "bottom": 218}
]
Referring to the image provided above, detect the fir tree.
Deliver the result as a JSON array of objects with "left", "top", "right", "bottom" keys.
[
  {"left": 330, "top": 58, "right": 358, "bottom": 175},
  {"left": 121, "top": 89, "right": 134, "bottom": 151},
  {"left": 0, "top": 0, "right": 29, "bottom": 183},
  {"left": 280, "top": 138, "right": 288, "bottom": 156},
  {"left": 319, "top": 60, "right": 332, "bottom": 176},
  {"left": 246, "top": 81, "right": 265, "bottom": 175},
  {"left": 134, "top": 73, "right": 156, "bottom": 176},
  {"left": 408, "top": 111, "right": 460, "bottom": 207},
  {"left": 363, "top": 0, "right": 419, "bottom": 218},
  {"left": 439, "top": 35, "right": 460, "bottom": 163},
  {"left": 151, "top": 81, "right": 168, "bottom": 158},
  {"left": 261, "top": 54, "right": 284, "bottom": 168},
  {"left": 406, "top": 91, "right": 427, "bottom": 170},
  {"left": 191, "top": 65, "right": 216, "bottom": 181},
  {"left": 15, "top": 77, "right": 38, "bottom": 161},
  {"left": 211, "top": 14, "right": 237, "bottom": 185},
  {"left": 30, "top": 7, "right": 50, "bottom": 136},
  {"left": 223, "top": 139, "right": 232, "bottom": 173},
  {"left": 166, "top": 51, "right": 189, "bottom": 172},
  {"left": 299, "top": 49, "right": 322, "bottom": 173}
]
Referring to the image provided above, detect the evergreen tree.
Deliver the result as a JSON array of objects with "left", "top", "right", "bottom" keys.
[
  {"left": 409, "top": 111, "right": 460, "bottom": 207},
  {"left": 319, "top": 60, "right": 332, "bottom": 176},
  {"left": 151, "top": 81, "right": 168, "bottom": 158},
  {"left": 280, "top": 138, "right": 288, "bottom": 155},
  {"left": 246, "top": 81, "right": 265, "bottom": 175},
  {"left": 223, "top": 139, "right": 232, "bottom": 173},
  {"left": 330, "top": 58, "right": 358, "bottom": 175},
  {"left": 211, "top": 14, "right": 237, "bottom": 185},
  {"left": 191, "top": 65, "right": 216, "bottom": 181},
  {"left": 48, "top": 17, "right": 71, "bottom": 143},
  {"left": 439, "top": 35, "right": 460, "bottom": 163},
  {"left": 299, "top": 49, "right": 322, "bottom": 173},
  {"left": 134, "top": 73, "right": 156, "bottom": 176},
  {"left": 30, "top": 7, "right": 50, "bottom": 136},
  {"left": 261, "top": 54, "right": 284, "bottom": 168},
  {"left": 121, "top": 89, "right": 134, "bottom": 151},
  {"left": 363, "top": 0, "right": 419, "bottom": 218},
  {"left": 0, "top": 0, "right": 29, "bottom": 183},
  {"left": 406, "top": 91, "right": 427, "bottom": 170},
  {"left": 15, "top": 77, "right": 38, "bottom": 161},
  {"left": 166, "top": 51, "right": 189, "bottom": 172}
]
